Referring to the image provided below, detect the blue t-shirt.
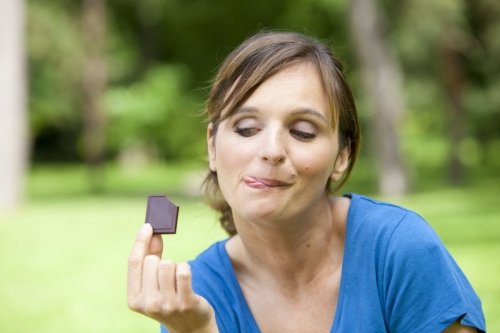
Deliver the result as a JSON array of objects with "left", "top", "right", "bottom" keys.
[{"left": 161, "top": 194, "right": 486, "bottom": 332}]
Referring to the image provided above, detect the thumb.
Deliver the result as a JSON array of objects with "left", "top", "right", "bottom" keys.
[{"left": 148, "top": 233, "right": 163, "bottom": 258}]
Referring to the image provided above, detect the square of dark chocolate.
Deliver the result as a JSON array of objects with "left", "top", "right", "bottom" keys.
[{"left": 145, "top": 195, "right": 179, "bottom": 234}]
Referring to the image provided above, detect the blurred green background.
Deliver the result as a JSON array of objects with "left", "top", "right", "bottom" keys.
[{"left": 1, "top": 0, "right": 499, "bottom": 332}]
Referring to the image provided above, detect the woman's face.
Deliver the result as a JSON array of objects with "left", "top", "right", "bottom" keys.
[{"left": 208, "top": 62, "right": 348, "bottom": 225}]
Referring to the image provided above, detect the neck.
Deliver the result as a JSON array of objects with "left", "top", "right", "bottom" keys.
[{"left": 227, "top": 195, "right": 348, "bottom": 291}]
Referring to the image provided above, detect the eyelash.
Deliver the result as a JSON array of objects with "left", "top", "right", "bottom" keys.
[
  {"left": 235, "top": 127, "right": 259, "bottom": 137},
  {"left": 235, "top": 127, "right": 316, "bottom": 140},
  {"left": 290, "top": 129, "right": 316, "bottom": 140}
]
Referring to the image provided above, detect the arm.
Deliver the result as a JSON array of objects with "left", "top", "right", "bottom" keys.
[
  {"left": 127, "top": 223, "right": 220, "bottom": 333},
  {"left": 443, "top": 321, "right": 478, "bottom": 333}
]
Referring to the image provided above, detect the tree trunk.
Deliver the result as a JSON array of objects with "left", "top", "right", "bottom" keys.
[
  {"left": 82, "top": 0, "right": 107, "bottom": 192},
  {"left": 438, "top": 29, "right": 466, "bottom": 186},
  {"left": 348, "top": 0, "right": 409, "bottom": 196},
  {"left": 0, "top": 0, "right": 28, "bottom": 209}
]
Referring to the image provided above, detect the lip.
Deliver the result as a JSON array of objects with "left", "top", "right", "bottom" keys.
[{"left": 243, "top": 176, "right": 291, "bottom": 189}]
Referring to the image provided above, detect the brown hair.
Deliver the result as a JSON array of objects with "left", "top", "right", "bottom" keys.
[{"left": 203, "top": 31, "right": 360, "bottom": 236}]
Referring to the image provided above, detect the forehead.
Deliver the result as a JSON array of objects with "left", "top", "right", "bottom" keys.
[
  {"left": 237, "top": 62, "right": 331, "bottom": 121},
  {"left": 250, "top": 62, "right": 323, "bottom": 93}
]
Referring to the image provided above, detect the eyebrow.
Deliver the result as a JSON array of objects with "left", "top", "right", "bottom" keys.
[
  {"left": 234, "top": 106, "right": 329, "bottom": 124},
  {"left": 290, "top": 108, "right": 329, "bottom": 124},
  {"left": 234, "top": 106, "right": 259, "bottom": 115}
]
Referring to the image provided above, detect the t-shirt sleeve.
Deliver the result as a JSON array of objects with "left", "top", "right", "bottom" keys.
[{"left": 382, "top": 212, "right": 485, "bottom": 332}]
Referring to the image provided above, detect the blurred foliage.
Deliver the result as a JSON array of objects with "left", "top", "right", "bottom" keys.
[
  {"left": 27, "top": 0, "right": 84, "bottom": 161},
  {"left": 26, "top": 0, "right": 500, "bottom": 180},
  {"left": 388, "top": 0, "right": 500, "bottom": 151},
  {"left": 104, "top": 64, "right": 205, "bottom": 160}
]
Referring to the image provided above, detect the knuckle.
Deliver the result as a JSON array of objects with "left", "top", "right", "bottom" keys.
[
  {"left": 176, "top": 263, "right": 192, "bottom": 280},
  {"left": 177, "top": 270, "right": 191, "bottom": 281},
  {"left": 144, "top": 298, "right": 162, "bottom": 314},
  {"left": 127, "top": 297, "right": 140, "bottom": 311},
  {"left": 144, "top": 255, "right": 160, "bottom": 264},
  {"left": 177, "top": 297, "right": 200, "bottom": 313},
  {"left": 133, "top": 237, "right": 148, "bottom": 250},
  {"left": 135, "top": 236, "right": 147, "bottom": 245},
  {"left": 159, "top": 260, "right": 175, "bottom": 270},
  {"left": 163, "top": 303, "right": 180, "bottom": 316},
  {"left": 177, "top": 302, "right": 191, "bottom": 313},
  {"left": 128, "top": 255, "right": 141, "bottom": 267}
]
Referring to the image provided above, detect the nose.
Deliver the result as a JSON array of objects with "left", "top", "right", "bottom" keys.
[{"left": 259, "top": 130, "right": 286, "bottom": 165}]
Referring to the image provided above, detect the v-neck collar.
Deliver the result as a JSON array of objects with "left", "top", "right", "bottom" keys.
[{"left": 217, "top": 193, "right": 360, "bottom": 332}]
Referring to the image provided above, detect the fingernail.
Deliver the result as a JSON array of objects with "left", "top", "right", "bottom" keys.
[{"left": 142, "top": 223, "right": 151, "bottom": 231}]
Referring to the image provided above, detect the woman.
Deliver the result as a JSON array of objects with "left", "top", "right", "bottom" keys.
[{"left": 127, "top": 31, "right": 486, "bottom": 333}]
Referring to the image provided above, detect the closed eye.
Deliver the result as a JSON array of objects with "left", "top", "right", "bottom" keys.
[
  {"left": 235, "top": 127, "right": 259, "bottom": 137},
  {"left": 290, "top": 129, "right": 316, "bottom": 140}
]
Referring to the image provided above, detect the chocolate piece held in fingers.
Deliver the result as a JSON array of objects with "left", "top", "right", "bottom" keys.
[{"left": 145, "top": 195, "right": 179, "bottom": 234}]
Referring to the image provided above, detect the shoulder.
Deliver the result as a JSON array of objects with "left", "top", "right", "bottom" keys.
[
  {"left": 345, "top": 194, "right": 485, "bottom": 332},
  {"left": 344, "top": 193, "right": 445, "bottom": 287},
  {"left": 346, "top": 193, "right": 420, "bottom": 225},
  {"left": 345, "top": 193, "right": 431, "bottom": 251},
  {"left": 346, "top": 194, "right": 457, "bottom": 277}
]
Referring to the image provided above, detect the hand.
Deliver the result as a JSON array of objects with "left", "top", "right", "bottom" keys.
[{"left": 127, "top": 224, "right": 218, "bottom": 333}]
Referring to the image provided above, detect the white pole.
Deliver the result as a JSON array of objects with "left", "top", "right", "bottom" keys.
[{"left": 0, "top": 0, "right": 28, "bottom": 209}]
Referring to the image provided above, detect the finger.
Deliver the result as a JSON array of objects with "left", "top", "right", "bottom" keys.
[
  {"left": 128, "top": 223, "right": 153, "bottom": 297},
  {"left": 158, "top": 260, "right": 177, "bottom": 303},
  {"left": 143, "top": 254, "right": 161, "bottom": 294},
  {"left": 148, "top": 234, "right": 163, "bottom": 258},
  {"left": 176, "top": 262, "right": 195, "bottom": 305}
]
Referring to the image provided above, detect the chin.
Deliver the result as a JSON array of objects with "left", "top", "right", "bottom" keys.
[{"left": 237, "top": 203, "right": 291, "bottom": 225}]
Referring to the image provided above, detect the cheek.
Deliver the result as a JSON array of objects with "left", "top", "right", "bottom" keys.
[
  {"left": 214, "top": 140, "right": 251, "bottom": 208},
  {"left": 217, "top": 140, "right": 241, "bottom": 165},
  {"left": 214, "top": 138, "right": 250, "bottom": 182},
  {"left": 295, "top": 144, "right": 337, "bottom": 180}
]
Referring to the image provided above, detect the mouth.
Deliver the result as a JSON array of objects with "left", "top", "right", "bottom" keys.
[{"left": 243, "top": 176, "right": 291, "bottom": 189}]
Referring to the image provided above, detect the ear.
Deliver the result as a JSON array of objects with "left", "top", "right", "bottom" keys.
[
  {"left": 207, "top": 123, "right": 216, "bottom": 172},
  {"left": 330, "top": 146, "right": 349, "bottom": 182}
]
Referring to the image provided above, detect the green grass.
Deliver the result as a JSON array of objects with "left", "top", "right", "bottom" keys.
[
  {"left": 0, "top": 163, "right": 226, "bottom": 333},
  {"left": 0, "top": 163, "right": 498, "bottom": 332}
]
